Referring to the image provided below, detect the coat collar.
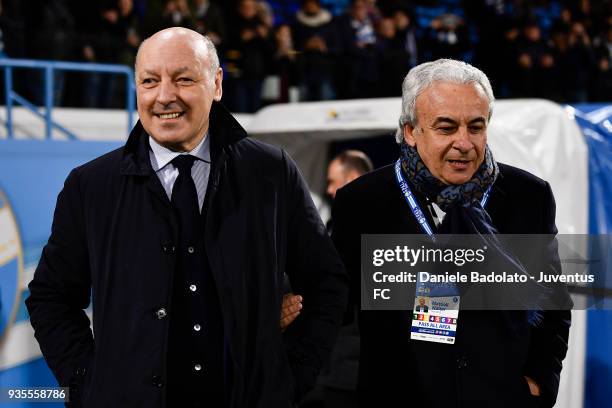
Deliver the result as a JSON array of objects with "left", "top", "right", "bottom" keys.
[{"left": 120, "top": 102, "right": 247, "bottom": 176}]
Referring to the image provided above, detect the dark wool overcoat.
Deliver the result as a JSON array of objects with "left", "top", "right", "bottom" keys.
[
  {"left": 26, "top": 102, "right": 348, "bottom": 408},
  {"left": 332, "top": 163, "right": 571, "bottom": 408}
]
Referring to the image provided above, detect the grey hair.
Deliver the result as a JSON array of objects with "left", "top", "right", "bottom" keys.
[
  {"left": 395, "top": 59, "right": 495, "bottom": 143},
  {"left": 136, "top": 30, "right": 220, "bottom": 82},
  {"left": 201, "top": 35, "right": 220, "bottom": 77}
]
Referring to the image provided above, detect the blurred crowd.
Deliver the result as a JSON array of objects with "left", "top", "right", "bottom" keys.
[{"left": 0, "top": 0, "right": 610, "bottom": 112}]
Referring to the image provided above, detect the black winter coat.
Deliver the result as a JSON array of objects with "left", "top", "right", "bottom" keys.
[
  {"left": 26, "top": 102, "right": 348, "bottom": 408},
  {"left": 331, "top": 163, "right": 571, "bottom": 408}
]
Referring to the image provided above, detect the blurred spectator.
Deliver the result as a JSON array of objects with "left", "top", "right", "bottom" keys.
[
  {"left": 336, "top": 0, "right": 380, "bottom": 99},
  {"left": 105, "top": 0, "right": 141, "bottom": 66},
  {"left": 270, "top": 23, "right": 298, "bottom": 103},
  {"left": 6, "top": 0, "right": 612, "bottom": 110},
  {"left": 529, "top": 0, "right": 562, "bottom": 38},
  {"left": 79, "top": 0, "right": 141, "bottom": 108},
  {"left": 548, "top": 20, "right": 594, "bottom": 102},
  {"left": 141, "top": 0, "right": 195, "bottom": 37},
  {"left": 293, "top": 0, "right": 333, "bottom": 45},
  {"left": 257, "top": 0, "right": 275, "bottom": 28},
  {"left": 376, "top": 17, "right": 396, "bottom": 44},
  {"left": 225, "top": 0, "right": 274, "bottom": 112},
  {"left": 423, "top": 11, "right": 470, "bottom": 60},
  {"left": 160, "top": 0, "right": 196, "bottom": 30},
  {"left": 0, "top": 0, "right": 25, "bottom": 103},
  {"left": 121, "top": 0, "right": 142, "bottom": 66},
  {"left": 376, "top": 17, "right": 410, "bottom": 96},
  {"left": 558, "top": 5, "right": 573, "bottom": 27},
  {"left": 365, "top": 0, "right": 382, "bottom": 24},
  {"left": 191, "top": 0, "right": 226, "bottom": 46},
  {"left": 547, "top": 23, "right": 571, "bottom": 101},
  {"left": 0, "top": 0, "right": 24, "bottom": 58},
  {"left": 24, "top": 0, "right": 75, "bottom": 62},
  {"left": 392, "top": 8, "right": 418, "bottom": 68},
  {"left": 0, "top": 3, "right": 5, "bottom": 59},
  {"left": 293, "top": 0, "right": 337, "bottom": 101},
  {"left": 467, "top": 0, "right": 516, "bottom": 96},
  {"left": 141, "top": 0, "right": 165, "bottom": 37},
  {"left": 23, "top": 0, "right": 76, "bottom": 105},
  {"left": 590, "top": 23, "right": 612, "bottom": 102},
  {"left": 510, "top": 20, "right": 554, "bottom": 98}
]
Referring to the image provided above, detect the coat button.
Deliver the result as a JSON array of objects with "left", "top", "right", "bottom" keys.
[
  {"left": 156, "top": 308, "right": 167, "bottom": 319},
  {"left": 194, "top": 364, "right": 202, "bottom": 372},
  {"left": 162, "top": 244, "right": 176, "bottom": 254},
  {"left": 187, "top": 246, "right": 195, "bottom": 254},
  {"left": 189, "top": 284, "right": 197, "bottom": 292},
  {"left": 152, "top": 375, "right": 164, "bottom": 387},
  {"left": 456, "top": 356, "right": 468, "bottom": 369},
  {"left": 193, "top": 324, "right": 201, "bottom": 332}
]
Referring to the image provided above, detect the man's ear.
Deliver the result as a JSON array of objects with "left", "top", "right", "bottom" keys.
[
  {"left": 403, "top": 123, "right": 417, "bottom": 147},
  {"left": 213, "top": 68, "right": 223, "bottom": 101},
  {"left": 346, "top": 169, "right": 361, "bottom": 184}
]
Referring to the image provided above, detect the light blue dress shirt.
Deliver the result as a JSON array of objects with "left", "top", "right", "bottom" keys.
[{"left": 148, "top": 134, "right": 211, "bottom": 212}]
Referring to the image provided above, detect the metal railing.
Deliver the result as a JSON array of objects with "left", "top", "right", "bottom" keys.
[{"left": 0, "top": 58, "right": 135, "bottom": 139}]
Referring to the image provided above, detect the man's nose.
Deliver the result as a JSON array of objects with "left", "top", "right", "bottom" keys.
[
  {"left": 156, "top": 79, "right": 178, "bottom": 105},
  {"left": 452, "top": 127, "right": 473, "bottom": 152}
]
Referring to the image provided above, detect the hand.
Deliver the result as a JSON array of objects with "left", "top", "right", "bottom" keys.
[
  {"left": 305, "top": 36, "right": 326, "bottom": 52},
  {"left": 518, "top": 53, "right": 532, "bottom": 69},
  {"left": 241, "top": 29, "right": 255, "bottom": 41},
  {"left": 541, "top": 54, "right": 554, "bottom": 68},
  {"left": 524, "top": 376, "right": 541, "bottom": 397},
  {"left": 505, "top": 28, "right": 519, "bottom": 41},
  {"left": 102, "top": 10, "right": 118, "bottom": 24},
  {"left": 280, "top": 293, "right": 302, "bottom": 331},
  {"left": 256, "top": 25, "right": 269, "bottom": 38},
  {"left": 83, "top": 45, "right": 96, "bottom": 61},
  {"left": 177, "top": 0, "right": 190, "bottom": 15}
]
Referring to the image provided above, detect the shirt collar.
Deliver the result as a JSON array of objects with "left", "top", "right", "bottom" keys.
[{"left": 149, "top": 134, "right": 211, "bottom": 172}]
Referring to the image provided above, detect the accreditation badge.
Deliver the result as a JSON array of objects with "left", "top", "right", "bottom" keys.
[{"left": 410, "top": 278, "right": 460, "bottom": 344}]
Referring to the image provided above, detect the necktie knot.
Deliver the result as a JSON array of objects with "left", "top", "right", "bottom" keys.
[{"left": 172, "top": 155, "right": 197, "bottom": 174}]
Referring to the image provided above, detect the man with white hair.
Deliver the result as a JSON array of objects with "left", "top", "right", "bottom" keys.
[
  {"left": 331, "top": 59, "right": 571, "bottom": 407},
  {"left": 26, "top": 27, "right": 348, "bottom": 408}
]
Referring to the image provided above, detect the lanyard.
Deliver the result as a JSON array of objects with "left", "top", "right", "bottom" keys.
[{"left": 394, "top": 159, "right": 492, "bottom": 239}]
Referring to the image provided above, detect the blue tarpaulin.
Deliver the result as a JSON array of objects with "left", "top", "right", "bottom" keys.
[{"left": 572, "top": 103, "right": 612, "bottom": 408}]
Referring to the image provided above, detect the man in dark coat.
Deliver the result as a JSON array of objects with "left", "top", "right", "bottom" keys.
[
  {"left": 26, "top": 27, "right": 348, "bottom": 408},
  {"left": 331, "top": 59, "right": 572, "bottom": 408}
]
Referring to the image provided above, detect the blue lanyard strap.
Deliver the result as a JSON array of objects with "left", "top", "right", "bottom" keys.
[{"left": 394, "top": 159, "right": 492, "bottom": 238}]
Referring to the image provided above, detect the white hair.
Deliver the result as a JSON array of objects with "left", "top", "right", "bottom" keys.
[
  {"left": 395, "top": 59, "right": 495, "bottom": 143},
  {"left": 200, "top": 35, "right": 220, "bottom": 77}
]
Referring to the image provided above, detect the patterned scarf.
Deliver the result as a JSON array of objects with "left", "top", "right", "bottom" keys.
[
  {"left": 399, "top": 140, "right": 499, "bottom": 212},
  {"left": 399, "top": 140, "right": 547, "bottom": 327}
]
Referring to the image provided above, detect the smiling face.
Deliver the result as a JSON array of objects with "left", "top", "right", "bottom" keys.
[
  {"left": 403, "top": 82, "right": 489, "bottom": 185},
  {"left": 136, "top": 29, "right": 222, "bottom": 152}
]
